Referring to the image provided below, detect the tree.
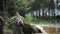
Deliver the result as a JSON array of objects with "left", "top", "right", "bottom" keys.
[
  {"left": 48, "top": 0, "right": 55, "bottom": 16},
  {"left": 6, "top": 0, "right": 33, "bottom": 17}
]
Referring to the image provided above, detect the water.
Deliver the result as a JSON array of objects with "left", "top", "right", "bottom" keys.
[
  {"left": 40, "top": 24, "right": 60, "bottom": 34},
  {"left": 30, "top": 23, "right": 60, "bottom": 34},
  {"left": 43, "top": 26, "right": 60, "bottom": 34}
]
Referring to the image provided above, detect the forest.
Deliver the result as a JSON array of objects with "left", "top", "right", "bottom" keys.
[
  {"left": 0, "top": 0, "right": 60, "bottom": 34},
  {"left": 0, "top": 0, "right": 60, "bottom": 23}
]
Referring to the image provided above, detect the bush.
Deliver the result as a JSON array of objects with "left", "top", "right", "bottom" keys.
[
  {"left": 8, "top": 16, "right": 15, "bottom": 30},
  {"left": 24, "top": 13, "right": 33, "bottom": 23},
  {"left": 24, "top": 13, "right": 48, "bottom": 24}
]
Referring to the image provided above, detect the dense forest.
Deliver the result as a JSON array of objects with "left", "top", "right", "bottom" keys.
[
  {"left": 0, "top": 0, "right": 60, "bottom": 23},
  {"left": 0, "top": 0, "right": 60, "bottom": 34}
]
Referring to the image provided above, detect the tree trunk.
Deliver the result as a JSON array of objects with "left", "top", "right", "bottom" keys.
[
  {"left": 39, "top": 10, "right": 40, "bottom": 17},
  {"left": 42, "top": 8, "right": 44, "bottom": 17},
  {"left": 2, "top": 0, "right": 9, "bottom": 19}
]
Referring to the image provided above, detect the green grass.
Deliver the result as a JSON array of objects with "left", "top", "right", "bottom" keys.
[{"left": 24, "top": 13, "right": 48, "bottom": 24}]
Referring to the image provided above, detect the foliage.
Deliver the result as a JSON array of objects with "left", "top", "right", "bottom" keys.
[
  {"left": 6, "top": 0, "right": 33, "bottom": 16},
  {"left": 24, "top": 13, "right": 48, "bottom": 24},
  {"left": 24, "top": 13, "right": 33, "bottom": 23},
  {"left": 6, "top": 0, "right": 56, "bottom": 17},
  {"left": 7, "top": 16, "right": 15, "bottom": 30}
]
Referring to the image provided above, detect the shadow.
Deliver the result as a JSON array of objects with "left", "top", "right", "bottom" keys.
[{"left": 0, "top": 16, "right": 4, "bottom": 34}]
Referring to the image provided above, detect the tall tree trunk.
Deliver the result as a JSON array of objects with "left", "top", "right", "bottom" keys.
[
  {"left": 48, "top": 9, "right": 50, "bottom": 17},
  {"left": 0, "top": 0, "right": 3, "bottom": 11},
  {"left": 42, "top": 8, "right": 44, "bottom": 17},
  {"left": 2, "top": 0, "right": 9, "bottom": 19},
  {"left": 39, "top": 10, "right": 40, "bottom": 17},
  {"left": 0, "top": 0, "right": 4, "bottom": 34}
]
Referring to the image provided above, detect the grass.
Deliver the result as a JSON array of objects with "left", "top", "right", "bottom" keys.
[{"left": 24, "top": 13, "right": 49, "bottom": 24}]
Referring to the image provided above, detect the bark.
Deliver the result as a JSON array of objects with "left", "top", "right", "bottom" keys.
[{"left": 2, "top": 0, "right": 10, "bottom": 19}]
